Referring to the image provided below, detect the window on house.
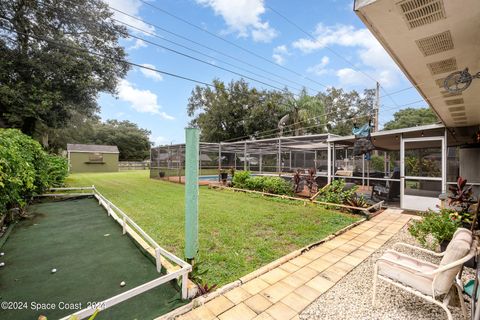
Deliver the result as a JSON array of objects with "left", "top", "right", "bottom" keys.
[{"left": 89, "top": 152, "right": 103, "bottom": 162}]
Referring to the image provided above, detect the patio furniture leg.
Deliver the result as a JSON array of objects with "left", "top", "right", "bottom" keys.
[
  {"left": 455, "top": 283, "right": 468, "bottom": 319},
  {"left": 439, "top": 293, "right": 454, "bottom": 320},
  {"left": 372, "top": 264, "right": 378, "bottom": 306}
]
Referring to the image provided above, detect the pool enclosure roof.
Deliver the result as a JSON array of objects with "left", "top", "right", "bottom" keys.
[
  {"left": 153, "top": 123, "right": 479, "bottom": 153},
  {"left": 155, "top": 133, "right": 336, "bottom": 154},
  {"left": 354, "top": 0, "right": 480, "bottom": 127}
]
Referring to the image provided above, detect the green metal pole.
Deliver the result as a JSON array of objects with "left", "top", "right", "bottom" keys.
[{"left": 185, "top": 128, "right": 199, "bottom": 261}]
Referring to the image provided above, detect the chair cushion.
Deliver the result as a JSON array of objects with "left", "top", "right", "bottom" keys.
[
  {"left": 434, "top": 229, "right": 472, "bottom": 295},
  {"left": 377, "top": 250, "right": 437, "bottom": 295}
]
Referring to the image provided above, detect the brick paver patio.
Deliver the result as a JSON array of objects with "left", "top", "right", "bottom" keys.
[{"left": 177, "top": 209, "right": 412, "bottom": 320}]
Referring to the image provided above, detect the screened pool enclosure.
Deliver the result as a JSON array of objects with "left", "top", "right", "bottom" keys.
[{"left": 150, "top": 123, "right": 480, "bottom": 211}]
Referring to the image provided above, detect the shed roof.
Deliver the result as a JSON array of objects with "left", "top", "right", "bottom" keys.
[{"left": 67, "top": 144, "right": 119, "bottom": 153}]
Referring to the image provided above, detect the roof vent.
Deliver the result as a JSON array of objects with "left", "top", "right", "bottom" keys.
[
  {"left": 416, "top": 31, "right": 454, "bottom": 56},
  {"left": 441, "top": 90, "right": 462, "bottom": 98},
  {"left": 398, "top": 0, "right": 446, "bottom": 29},
  {"left": 451, "top": 112, "right": 466, "bottom": 117},
  {"left": 428, "top": 58, "right": 457, "bottom": 75},
  {"left": 445, "top": 98, "right": 464, "bottom": 106},
  {"left": 448, "top": 106, "right": 465, "bottom": 112}
]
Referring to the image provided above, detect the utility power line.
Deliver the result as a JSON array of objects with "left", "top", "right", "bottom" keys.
[
  {"left": 0, "top": 24, "right": 214, "bottom": 88},
  {"left": 112, "top": 18, "right": 304, "bottom": 93},
  {"left": 137, "top": 0, "right": 332, "bottom": 90},
  {"left": 266, "top": 4, "right": 405, "bottom": 110},
  {"left": 108, "top": 6, "right": 319, "bottom": 93}
]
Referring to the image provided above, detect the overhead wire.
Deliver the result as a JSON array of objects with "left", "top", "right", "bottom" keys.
[
  {"left": 107, "top": 6, "right": 319, "bottom": 93},
  {"left": 137, "top": 0, "right": 332, "bottom": 90},
  {"left": 116, "top": 19, "right": 303, "bottom": 93},
  {"left": 0, "top": 24, "right": 214, "bottom": 88},
  {"left": 265, "top": 4, "right": 408, "bottom": 110}
]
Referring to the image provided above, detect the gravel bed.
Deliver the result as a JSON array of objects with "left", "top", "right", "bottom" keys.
[{"left": 300, "top": 225, "right": 475, "bottom": 320}]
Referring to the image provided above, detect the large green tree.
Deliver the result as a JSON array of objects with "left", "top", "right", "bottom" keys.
[
  {"left": 281, "top": 89, "right": 325, "bottom": 136},
  {"left": 383, "top": 107, "right": 438, "bottom": 130},
  {"left": 187, "top": 79, "right": 377, "bottom": 141},
  {"left": 187, "top": 79, "right": 288, "bottom": 142},
  {"left": 0, "top": 0, "right": 129, "bottom": 143},
  {"left": 317, "top": 87, "right": 376, "bottom": 136}
]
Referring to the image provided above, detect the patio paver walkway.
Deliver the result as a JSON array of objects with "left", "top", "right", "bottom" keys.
[{"left": 177, "top": 209, "right": 412, "bottom": 320}]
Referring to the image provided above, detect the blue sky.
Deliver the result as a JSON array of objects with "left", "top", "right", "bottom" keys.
[{"left": 99, "top": 0, "right": 426, "bottom": 145}]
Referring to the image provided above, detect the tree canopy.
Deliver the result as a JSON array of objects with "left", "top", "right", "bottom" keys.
[
  {"left": 383, "top": 107, "right": 438, "bottom": 131},
  {"left": 187, "top": 79, "right": 376, "bottom": 142},
  {"left": 0, "top": 0, "right": 129, "bottom": 142},
  {"left": 51, "top": 118, "right": 152, "bottom": 161}
]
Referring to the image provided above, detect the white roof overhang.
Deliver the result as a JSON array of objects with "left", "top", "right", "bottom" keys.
[{"left": 354, "top": 0, "right": 480, "bottom": 127}]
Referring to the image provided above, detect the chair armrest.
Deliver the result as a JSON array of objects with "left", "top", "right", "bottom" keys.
[
  {"left": 423, "top": 249, "right": 477, "bottom": 276},
  {"left": 392, "top": 242, "right": 445, "bottom": 257},
  {"left": 376, "top": 254, "right": 426, "bottom": 274}
]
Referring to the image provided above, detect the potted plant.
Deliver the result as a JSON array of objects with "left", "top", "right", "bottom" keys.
[
  {"left": 219, "top": 169, "right": 228, "bottom": 183},
  {"left": 159, "top": 171, "right": 165, "bottom": 178},
  {"left": 408, "top": 209, "right": 461, "bottom": 251},
  {"left": 448, "top": 177, "right": 476, "bottom": 229}
]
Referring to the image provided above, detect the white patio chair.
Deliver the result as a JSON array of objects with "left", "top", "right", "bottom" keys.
[{"left": 372, "top": 228, "right": 477, "bottom": 320}]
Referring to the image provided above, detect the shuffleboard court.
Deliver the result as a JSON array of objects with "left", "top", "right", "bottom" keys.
[{"left": 0, "top": 197, "right": 186, "bottom": 320}]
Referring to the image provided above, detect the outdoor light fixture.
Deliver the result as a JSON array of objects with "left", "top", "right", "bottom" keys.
[
  {"left": 444, "top": 68, "right": 480, "bottom": 93},
  {"left": 421, "top": 131, "right": 424, "bottom": 137}
]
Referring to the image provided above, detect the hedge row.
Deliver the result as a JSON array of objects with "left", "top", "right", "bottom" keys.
[
  {"left": 0, "top": 129, "right": 68, "bottom": 218},
  {"left": 232, "top": 171, "right": 293, "bottom": 196}
]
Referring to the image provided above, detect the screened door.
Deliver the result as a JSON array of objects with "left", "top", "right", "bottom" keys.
[{"left": 400, "top": 137, "right": 445, "bottom": 211}]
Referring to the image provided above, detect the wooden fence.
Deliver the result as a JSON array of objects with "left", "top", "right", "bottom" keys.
[{"left": 118, "top": 161, "right": 150, "bottom": 170}]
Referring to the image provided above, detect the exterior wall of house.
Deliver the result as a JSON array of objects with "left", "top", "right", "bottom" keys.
[{"left": 69, "top": 152, "right": 119, "bottom": 173}]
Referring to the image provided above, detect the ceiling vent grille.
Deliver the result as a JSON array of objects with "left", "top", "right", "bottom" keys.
[
  {"left": 454, "top": 121, "right": 468, "bottom": 126},
  {"left": 445, "top": 98, "right": 464, "bottom": 106},
  {"left": 428, "top": 58, "right": 457, "bottom": 75},
  {"left": 441, "top": 90, "right": 462, "bottom": 98},
  {"left": 451, "top": 112, "right": 466, "bottom": 117},
  {"left": 448, "top": 106, "right": 465, "bottom": 112},
  {"left": 416, "top": 31, "right": 454, "bottom": 56},
  {"left": 398, "top": 0, "right": 446, "bottom": 29}
]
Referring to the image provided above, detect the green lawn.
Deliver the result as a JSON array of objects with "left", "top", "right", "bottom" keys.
[{"left": 66, "top": 171, "right": 359, "bottom": 286}]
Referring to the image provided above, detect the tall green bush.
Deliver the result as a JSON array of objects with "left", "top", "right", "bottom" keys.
[
  {"left": 317, "top": 179, "right": 358, "bottom": 204},
  {"left": 231, "top": 171, "right": 293, "bottom": 196},
  {"left": 232, "top": 171, "right": 251, "bottom": 189},
  {"left": 0, "top": 129, "right": 68, "bottom": 218}
]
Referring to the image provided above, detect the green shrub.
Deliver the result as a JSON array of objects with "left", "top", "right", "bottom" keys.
[
  {"left": 408, "top": 209, "right": 461, "bottom": 250},
  {"left": 262, "top": 177, "right": 293, "bottom": 195},
  {"left": 231, "top": 171, "right": 293, "bottom": 196},
  {"left": 0, "top": 129, "right": 68, "bottom": 218},
  {"left": 45, "top": 154, "right": 69, "bottom": 187},
  {"left": 232, "top": 171, "right": 251, "bottom": 189},
  {"left": 317, "top": 179, "right": 357, "bottom": 204}
]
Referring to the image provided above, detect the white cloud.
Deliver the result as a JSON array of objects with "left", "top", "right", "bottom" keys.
[
  {"left": 272, "top": 54, "right": 285, "bottom": 65},
  {"left": 128, "top": 39, "right": 147, "bottom": 50},
  {"left": 104, "top": 0, "right": 155, "bottom": 35},
  {"left": 151, "top": 135, "right": 168, "bottom": 146},
  {"left": 272, "top": 45, "right": 290, "bottom": 65},
  {"left": 196, "top": 0, "right": 277, "bottom": 42},
  {"left": 140, "top": 64, "right": 164, "bottom": 81},
  {"left": 307, "top": 56, "right": 330, "bottom": 75},
  {"left": 335, "top": 68, "right": 366, "bottom": 86},
  {"left": 117, "top": 80, "right": 174, "bottom": 120},
  {"left": 292, "top": 23, "right": 401, "bottom": 87}
]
